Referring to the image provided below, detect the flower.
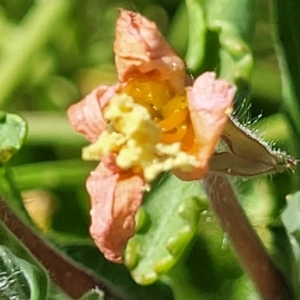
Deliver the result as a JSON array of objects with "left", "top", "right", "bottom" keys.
[{"left": 67, "top": 9, "right": 236, "bottom": 263}]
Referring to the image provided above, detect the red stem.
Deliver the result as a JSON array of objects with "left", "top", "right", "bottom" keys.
[{"left": 203, "top": 174, "right": 293, "bottom": 300}]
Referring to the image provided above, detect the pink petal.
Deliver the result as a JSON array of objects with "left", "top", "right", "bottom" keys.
[
  {"left": 67, "top": 84, "right": 121, "bottom": 142},
  {"left": 88, "top": 154, "right": 144, "bottom": 263},
  {"left": 176, "top": 72, "right": 236, "bottom": 181},
  {"left": 114, "top": 9, "right": 185, "bottom": 93}
]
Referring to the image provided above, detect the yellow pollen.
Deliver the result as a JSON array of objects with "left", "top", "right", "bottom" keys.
[
  {"left": 121, "top": 79, "right": 195, "bottom": 150},
  {"left": 82, "top": 94, "right": 199, "bottom": 182}
]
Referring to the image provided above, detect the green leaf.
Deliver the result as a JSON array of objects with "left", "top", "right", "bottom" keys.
[
  {"left": 0, "top": 112, "right": 27, "bottom": 163},
  {"left": 46, "top": 283, "right": 72, "bottom": 300},
  {"left": 0, "top": 218, "right": 49, "bottom": 299},
  {"left": 79, "top": 289, "right": 104, "bottom": 300},
  {"left": 124, "top": 173, "right": 207, "bottom": 285},
  {"left": 185, "top": 0, "right": 256, "bottom": 88},
  {"left": 0, "top": 245, "right": 48, "bottom": 300},
  {"left": 185, "top": 0, "right": 206, "bottom": 73},
  {"left": 0, "top": 167, "right": 29, "bottom": 220},
  {"left": 0, "top": 245, "right": 31, "bottom": 299},
  {"left": 272, "top": 0, "right": 300, "bottom": 184},
  {"left": 203, "top": 0, "right": 256, "bottom": 44},
  {"left": 58, "top": 243, "right": 174, "bottom": 300},
  {"left": 203, "top": 0, "right": 256, "bottom": 82},
  {"left": 282, "top": 192, "right": 300, "bottom": 245},
  {"left": 281, "top": 191, "right": 300, "bottom": 296}
]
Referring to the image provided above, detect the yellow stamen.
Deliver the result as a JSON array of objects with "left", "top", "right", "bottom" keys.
[
  {"left": 83, "top": 94, "right": 199, "bottom": 182},
  {"left": 121, "top": 79, "right": 195, "bottom": 149},
  {"left": 122, "top": 79, "right": 170, "bottom": 116},
  {"left": 161, "top": 124, "right": 187, "bottom": 144},
  {"left": 181, "top": 119, "right": 195, "bottom": 151},
  {"left": 162, "top": 95, "right": 187, "bottom": 117},
  {"left": 158, "top": 108, "right": 188, "bottom": 132}
]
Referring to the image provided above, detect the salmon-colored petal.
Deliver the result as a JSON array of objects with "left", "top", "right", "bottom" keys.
[
  {"left": 67, "top": 84, "right": 121, "bottom": 142},
  {"left": 88, "top": 154, "right": 144, "bottom": 263},
  {"left": 176, "top": 72, "right": 236, "bottom": 181},
  {"left": 114, "top": 9, "right": 185, "bottom": 93}
]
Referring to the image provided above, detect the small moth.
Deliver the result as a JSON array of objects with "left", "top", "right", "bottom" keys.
[{"left": 209, "top": 117, "right": 297, "bottom": 177}]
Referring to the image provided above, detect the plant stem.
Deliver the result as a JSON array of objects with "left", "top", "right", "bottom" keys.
[
  {"left": 19, "top": 112, "right": 85, "bottom": 146},
  {"left": 203, "top": 174, "right": 293, "bottom": 300},
  {"left": 0, "top": 167, "right": 31, "bottom": 222},
  {"left": 11, "top": 159, "right": 94, "bottom": 190},
  {"left": 0, "top": 197, "right": 125, "bottom": 300}
]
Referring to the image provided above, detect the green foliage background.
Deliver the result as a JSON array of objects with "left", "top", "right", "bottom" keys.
[{"left": 0, "top": 0, "right": 299, "bottom": 299}]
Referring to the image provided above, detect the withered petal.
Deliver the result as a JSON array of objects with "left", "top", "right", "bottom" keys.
[
  {"left": 67, "top": 84, "right": 121, "bottom": 142},
  {"left": 114, "top": 9, "right": 185, "bottom": 93},
  {"left": 176, "top": 72, "right": 236, "bottom": 181},
  {"left": 88, "top": 154, "right": 144, "bottom": 263}
]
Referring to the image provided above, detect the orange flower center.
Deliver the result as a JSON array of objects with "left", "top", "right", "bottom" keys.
[{"left": 121, "top": 79, "right": 195, "bottom": 151}]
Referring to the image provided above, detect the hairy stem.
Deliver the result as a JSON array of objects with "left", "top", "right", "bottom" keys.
[
  {"left": 0, "top": 198, "right": 124, "bottom": 300},
  {"left": 203, "top": 174, "right": 293, "bottom": 300}
]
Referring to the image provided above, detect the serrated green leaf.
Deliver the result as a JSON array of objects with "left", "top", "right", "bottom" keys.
[
  {"left": 203, "top": 0, "right": 256, "bottom": 82},
  {"left": 203, "top": 0, "right": 256, "bottom": 44},
  {"left": 0, "top": 218, "right": 49, "bottom": 300},
  {"left": 0, "top": 246, "right": 30, "bottom": 299},
  {"left": 185, "top": 0, "right": 255, "bottom": 89},
  {"left": 124, "top": 173, "right": 207, "bottom": 285},
  {"left": 0, "top": 112, "right": 27, "bottom": 164},
  {"left": 0, "top": 246, "right": 48, "bottom": 300}
]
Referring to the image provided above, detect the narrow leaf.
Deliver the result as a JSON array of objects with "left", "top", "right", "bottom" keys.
[
  {"left": 273, "top": 0, "right": 300, "bottom": 137},
  {"left": 185, "top": 0, "right": 206, "bottom": 73}
]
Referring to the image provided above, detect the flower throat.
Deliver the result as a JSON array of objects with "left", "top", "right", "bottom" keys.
[{"left": 121, "top": 79, "right": 195, "bottom": 151}]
